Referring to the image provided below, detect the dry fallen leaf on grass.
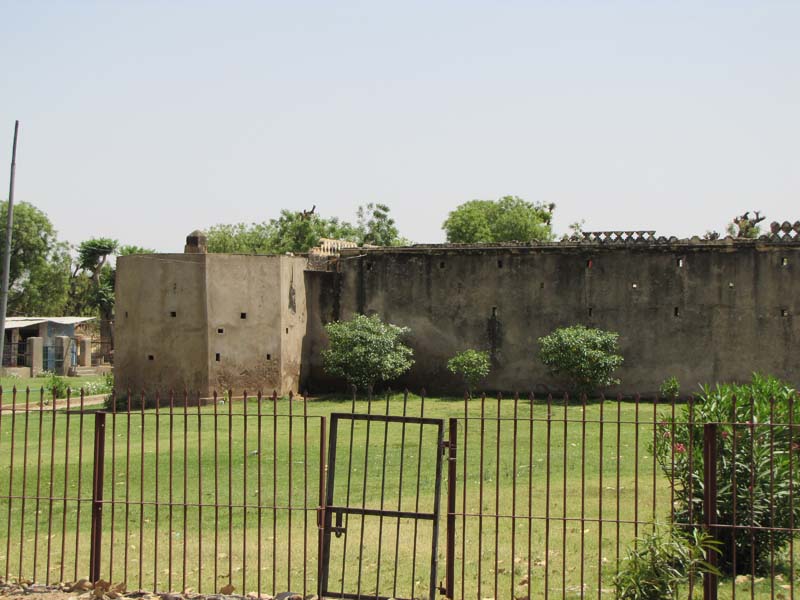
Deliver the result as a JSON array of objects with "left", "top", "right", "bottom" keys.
[{"left": 219, "top": 583, "right": 235, "bottom": 595}]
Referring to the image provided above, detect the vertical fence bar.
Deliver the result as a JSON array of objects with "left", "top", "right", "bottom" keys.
[
  {"left": 596, "top": 395, "right": 604, "bottom": 600},
  {"left": 18, "top": 388, "right": 30, "bottom": 581},
  {"left": 90, "top": 412, "right": 107, "bottom": 583},
  {"left": 444, "top": 418, "right": 457, "bottom": 599},
  {"left": 392, "top": 390, "right": 409, "bottom": 598},
  {"left": 108, "top": 387, "right": 117, "bottom": 583},
  {"left": 316, "top": 415, "right": 328, "bottom": 600},
  {"left": 257, "top": 391, "right": 263, "bottom": 595},
  {"left": 242, "top": 391, "right": 248, "bottom": 594},
  {"left": 544, "top": 394, "right": 552, "bottom": 600},
  {"left": 561, "top": 393, "right": 569, "bottom": 600},
  {"left": 196, "top": 391, "right": 203, "bottom": 594},
  {"left": 493, "top": 393, "right": 501, "bottom": 600},
  {"left": 74, "top": 389, "right": 85, "bottom": 582},
  {"left": 527, "top": 393, "right": 534, "bottom": 600},
  {"left": 32, "top": 389, "right": 44, "bottom": 583},
  {"left": 45, "top": 387, "right": 58, "bottom": 582},
  {"left": 703, "top": 422, "right": 719, "bottom": 600},
  {"left": 579, "top": 393, "right": 587, "bottom": 596},
  {"left": 730, "top": 395, "right": 738, "bottom": 600},
  {"left": 510, "top": 393, "right": 518, "bottom": 600}
]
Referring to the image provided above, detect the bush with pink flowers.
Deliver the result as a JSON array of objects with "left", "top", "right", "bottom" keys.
[{"left": 655, "top": 374, "right": 800, "bottom": 575}]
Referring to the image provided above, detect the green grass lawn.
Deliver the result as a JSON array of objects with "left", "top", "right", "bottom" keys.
[
  {"left": 0, "top": 375, "right": 108, "bottom": 403},
  {"left": 0, "top": 393, "right": 793, "bottom": 599}
]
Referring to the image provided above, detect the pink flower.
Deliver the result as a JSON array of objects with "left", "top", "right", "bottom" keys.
[
  {"left": 721, "top": 431, "right": 730, "bottom": 439},
  {"left": 674, "top": 443, "right": 686, "bottom": 453}
]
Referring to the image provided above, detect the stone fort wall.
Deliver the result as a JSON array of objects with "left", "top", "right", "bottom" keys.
[{"left": 303, "top": 234, "right": 800, "bottom": 396}]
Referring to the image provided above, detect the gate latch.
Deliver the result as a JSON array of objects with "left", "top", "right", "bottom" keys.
[{"left": 332, "top": 509, "right": 346, "bottom": 538}]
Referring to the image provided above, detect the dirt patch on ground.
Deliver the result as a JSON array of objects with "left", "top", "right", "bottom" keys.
[{"left": 0, "top": 583, "right": 314, "bottom": 600}]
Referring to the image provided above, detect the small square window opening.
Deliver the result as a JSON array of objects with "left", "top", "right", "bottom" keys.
[{"left": 240, "top": 312, "right": 247, "bottom": 319}]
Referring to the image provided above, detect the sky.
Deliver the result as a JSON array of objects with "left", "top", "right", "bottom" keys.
[{"left": 1, "top": 1, "right": 799, "bottom": 252}]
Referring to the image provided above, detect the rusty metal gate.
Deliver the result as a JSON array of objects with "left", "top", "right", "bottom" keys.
[{"left": 319, "top": 412, "right": 446, "bottom": 600}]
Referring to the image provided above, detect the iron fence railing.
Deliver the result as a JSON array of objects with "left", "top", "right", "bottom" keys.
[
  {"left": 1, "top": 342, "right": 27, "bottom": 368},
  {"left": 0, "top": 387, "right": 797, "bottom": 600}
]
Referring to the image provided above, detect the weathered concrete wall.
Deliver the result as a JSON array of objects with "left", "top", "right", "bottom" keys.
[
  {"left": 115, "top": 254, "right": 209, "bottom": 395},
  {"left": 280, "top": 257, "right": 308, "bottom": 394},
  {"left": 304, "top": 241, "right": 800, "bottom": 395},
  {"left": 117, "top": 253, "right": 307, "bottom": 397},
  {"left": 205, "top": 254, "right": 283, "bottom": 395}
]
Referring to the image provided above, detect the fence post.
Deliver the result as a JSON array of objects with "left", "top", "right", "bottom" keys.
[
  {"left": 316, "top": 416, "right": 327, "bottom": 600},
  {"left": 442, "top": 418, "right": 457, "bottom": 599},
  {"left": 89, "top": 412, "right": 106, "bottom": 582},
  {"left": 703, "top": 423, "right": 718, "bottom": 600}
]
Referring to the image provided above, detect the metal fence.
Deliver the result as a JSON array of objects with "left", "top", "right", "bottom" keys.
[
  {"left": 89, "top": 340, "right": 113, "bottom": 366},
  {"left": 1, "top": 342, "right": 27, "bottom": 368},
  {"left": 0, "top": 387, "right": 797, "bottom": 600}
]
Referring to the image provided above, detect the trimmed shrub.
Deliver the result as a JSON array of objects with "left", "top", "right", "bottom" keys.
[
  {"left": 322, "top": 314, "right": 414, "bottom": 391},
  {"left": 660, "top": 376, "right": 680, "bottom": 400},
  {"left": 538, "top": 325, "right": 624, "bottom": 394},
  {"left": 655, "top": 374, "right": 800, "bottom": 574},
  {"left": 447, "top": 349, "right": 491, "bottom": 395}
]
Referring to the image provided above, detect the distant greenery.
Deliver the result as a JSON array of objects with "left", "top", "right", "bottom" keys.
[
  {"left": 538, "top": 325, "right": 624, "bottom": 394},
  {"left": 322, "top": 314, "right": 414, "bottom": 391},
  {"left": 442, "top": 196, "right": 555, "bottom": 244},
  {"left": 446, "top": 349, "right": 491, "bottom": 395},
  {"left": 207, "top": 204, "right": 408, "bottom": 254},
  {"left": 0, "top": 201, "right": 71, "bottom": 315}
]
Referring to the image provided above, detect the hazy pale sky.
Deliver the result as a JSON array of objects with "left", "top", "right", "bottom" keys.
[{"left": 1, "top": 1, "right": 798, "bottom": 252}]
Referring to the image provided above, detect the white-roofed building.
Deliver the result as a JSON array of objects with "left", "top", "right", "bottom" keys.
[{"left": 2, "top": 316, "right": 97, "bottom": 376}]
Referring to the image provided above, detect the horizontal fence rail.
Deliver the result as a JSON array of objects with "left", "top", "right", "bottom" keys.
[{"left": 0, "top": 386, "right": 798, "bottom": 600}]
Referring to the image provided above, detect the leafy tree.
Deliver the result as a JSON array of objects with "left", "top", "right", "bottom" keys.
[
  {"left": 442, "top": 196, "right": 555, "bottom": 244},
  {"left": 322, "top": 314, "right": 414, "bottom": 391},
  {"left": 118, "top": 244, "right": 155, "bottom": 256},
  {"left": 356, "top": 203, "right": 409, "bottom": 246},
  {"left": 655, "top": 374, "right": 800, "bottom": 575},
  {"left": 69, "top": 239, "right": 153, "bottom": 345},
  {"left": 207, "top": 204, "right": 408, "bottom": 254},
  {"left": 447, "top": 349, "right": 491, "bottom": 395},
  {"left": 206, "top": 222, "right": 276, "bottom": 253},
  {"left": 726, "top": 210, "right": 765, "bottom": 239},
  {"left": 538, "top": 325, "right": 624, "bottom": 394},
  {"left": 0, "top": 201, "right": 71, "bottom": 315},
  {"left": 269, "top": 209, "right": 360, "bottom": 253}
]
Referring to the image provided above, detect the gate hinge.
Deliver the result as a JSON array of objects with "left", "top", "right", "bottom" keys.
[{"left": 440, "top": 440, "right": 451, "bottom": 454}]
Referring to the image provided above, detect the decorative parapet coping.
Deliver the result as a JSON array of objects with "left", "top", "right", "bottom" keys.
[
  {"left": 334, "top": 230, "right": 800, "bottom": 256},
  {"left": 311, "top": 238, "right": 360, "bottom": 257},
  {"left": 581, "top": 231, "right": 657, "bottom": 243},
  {"left": 766, "top": 221, "right": 800, "bottom": 241}
]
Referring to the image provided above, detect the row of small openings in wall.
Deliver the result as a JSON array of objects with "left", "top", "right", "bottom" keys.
[
  {"left": 217, "top": 325, "right": 289, "bottom": 334},
  {"left": 586, "top": 306, "right": 791, "bottom": 318},
  {"left": 371, "top": 255, "right": 791, "bottom": 273},
  {"left": 151, "top": 311, "right": 252, "bottom": 320},
  {"left": 586, "top": 258, "right": 687, "bottom": 269},
  {"left": 214, "top": 352, "right": 273, "bottom": 361}
]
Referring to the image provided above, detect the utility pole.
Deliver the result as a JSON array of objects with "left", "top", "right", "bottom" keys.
[{"left": 0, "top": 121, "right": 20, "bottom": 368}]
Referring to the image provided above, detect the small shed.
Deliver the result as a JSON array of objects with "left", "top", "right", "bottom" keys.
[{"left": 3, "top": 316, "right": 96, "bottom": 373}]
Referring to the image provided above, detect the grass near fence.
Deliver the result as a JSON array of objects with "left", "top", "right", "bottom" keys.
[
  {"left": 0, "top": 375, "right": 108, "bottom": 402},
  {"left": 0, "top": 393, "right": 794, "bottom": 599}
]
